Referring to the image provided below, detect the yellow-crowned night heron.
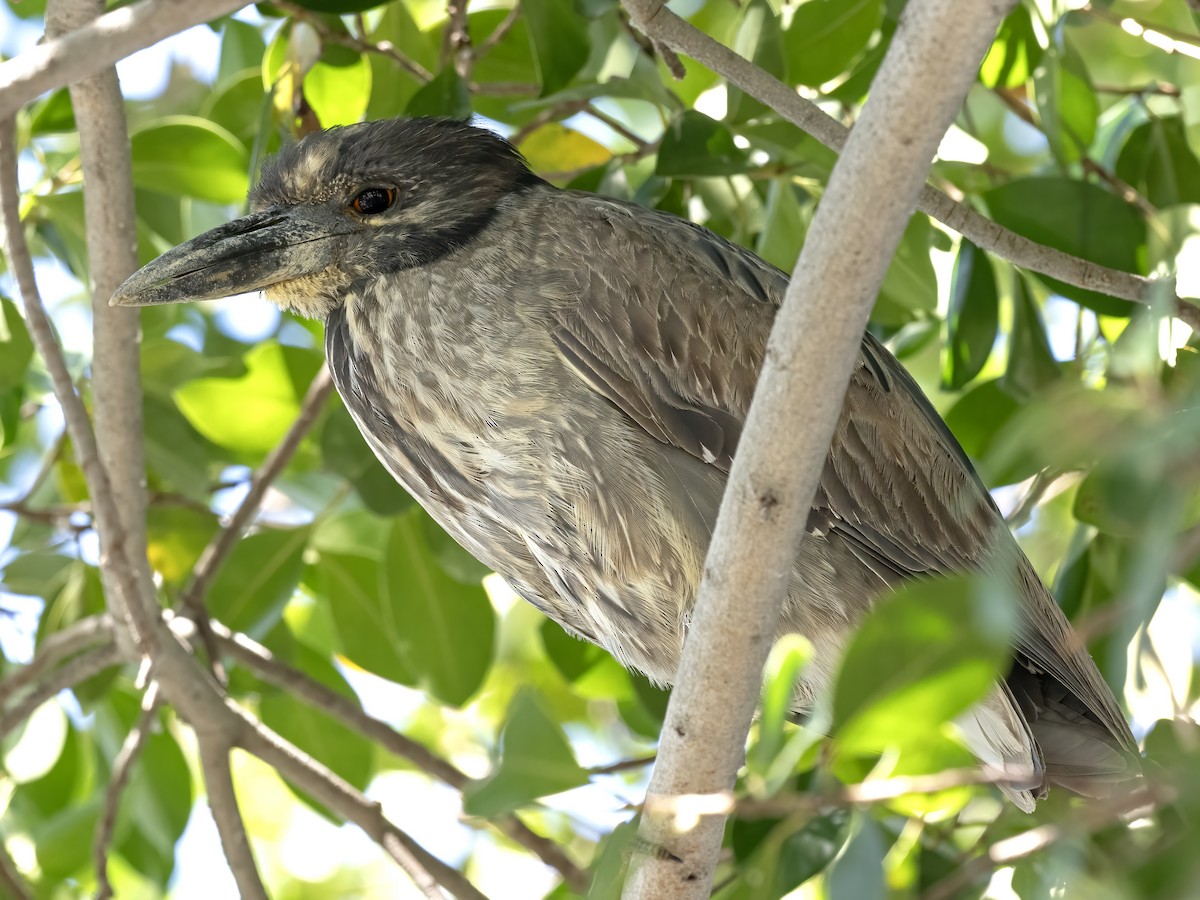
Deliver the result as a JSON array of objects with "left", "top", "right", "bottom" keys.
[{"left": 113, "top": 117, "right": 1139, "bottom": 810}]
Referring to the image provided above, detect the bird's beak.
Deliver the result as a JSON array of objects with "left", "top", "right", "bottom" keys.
[{"left": 111, "top": 206, "right": 350, "bottom": 307}]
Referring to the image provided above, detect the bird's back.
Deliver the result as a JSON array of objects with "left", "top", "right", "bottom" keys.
[{"left": 329, "top": 182, "right": 1139, "bottom": 807}]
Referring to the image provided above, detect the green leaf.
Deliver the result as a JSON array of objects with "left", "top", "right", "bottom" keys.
[
  {"left": 755, "top": 180, "right": 809, "bottom": 271},
  {"left": 405, "top": 67, "right": 471, "bottom": 119},
  {"left": 656, "top": 111, "right": 749, "bottom": 178},
  {"left": 518, "top": 123, "right": 612, "bottom": 177},
  {"left": 0, "top": 297, "right": 33, "bottom": 392},
  {"left": 942, "top": 239, "right": 999, "bottom": 390},
  {"left": 111, "top": 701, "right": 192, "bottom": 885},
  {"left": 984, "top": 177, "right": 1144, "bottom": 316},
  {"left": 1116, "top": 116, "right": 1200, "bottom": 208},
  {"left": 875, "top": 215, "right": 938, "bottom": 326},
  {"left": 320, "top": 399, "right": 413, "bottom": 515},
  {"left": 728, "top": 809, "right": 850, "bottom": 898},
  {"left": 381, "top": 509, "right": 494, "bottom": 706},
  {"left": 146, "top": 506, "right": 219, "bottom": 586},
  {"left": 464, "top": 688, "right": 589, "bottom": 816},
  {"left": 305, "top": 46, "right": 373, "bottom": 127},
  {"left": 143, "top": 394, "right": 216, "bottom": 499},
  {"left": 28, "top": 88, "right": 76, "bottom": 135},
  {"left": 217, "top": 18, "right": 267, "bottom": 83},
  {"left": 944, "top": 378, "right": 1022, "bottom": 463},
  {"left": 1003, "top": 276, "right": 1060, "bottom": 400},
  {"left": 727, "top": 0, "right": 788, "bottom": 124},
  {"left": 541, "top": 619, "right": 608, "bottom": 682},
  {"left": 783, "top": 0, "right": 882, "bottom": 87},
  {"left": 365, "top": 1, "right": 434, "bottom": 119},
  {"left": 259, "top": 638, "right": 375, "bottom": 817},
  {"left": 979, "top": 5, "right": 1044, "bottom": 89},
  {"left": 1033, "top": 37, "right": 1098, "bottom": 165},
  {"left": 175, "top": 343, "right": 321, "bottom": 455},
  {"left": 206, "top": 527, "right": 310, "bottom": 638},
  {"left": 1, "top": 551, "right": 75, "bottom": 599},
  {"left": 832, "top": 573, "right": 1016, "bottom": 755},
  {"left": 315, "top": 551, "right": 416, "bottom": 685},
  {"left": 131, "top": 116, "right": 249, "bottom": 205},
  {"left": 521, "top": 0, "right": 590, "bottom": 96},
  {"left": 826, "top": 814, "right": 887, "bottom": 900}
]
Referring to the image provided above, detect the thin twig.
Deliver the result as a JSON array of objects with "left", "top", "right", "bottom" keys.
[
  {"left": 0, "top": 839, "right": 32, "bottom": 900},
  {"left": 0, "top": 0, "right": 248, "bottom": 120},
  {"left": 584, "top": 102, "right": 650, "bottom": 149},
  {"left": 274, "top": 0, "right": 433, "bottom": 82},
  {"left": 475, "top": 4, "right": 519, "bottom": 57},
  {"left": 443, "top": 0, "right": 473, "bottom": 82},
  {"left": 588, "top": 755, "right": 657, "bottom": 777},
  {"left": 0, "top": 643, "right": 123, "bottom": 740},
  {"left": 921, "top": 783, "right": 1168, "bottom": 900},
  {"left": 94, "top": 682, "right": 161, "bottom": 900},
  {"left": 0, "top": 613, "right": 115, "bottom": 711},
  {"left": 198, "top": 738, "right": 269, "bottom": 900},
  {"left": 234, "top": 709, "right": 487, "bottom": 900},
  {"left": 177, "top": 366, "right": 333, "bottom": 682},
  {"left": 616, "top": 2, "right": 1200, "bottom": 328},
  {"left": 203, "top": 617, "right": 589, "bottom": 893}
]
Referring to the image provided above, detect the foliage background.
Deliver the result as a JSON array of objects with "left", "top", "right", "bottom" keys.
[{"left": 2, "top": 0, "right": 1200, "bottom": 897}]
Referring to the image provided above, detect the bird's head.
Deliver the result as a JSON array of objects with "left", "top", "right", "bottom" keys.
[{"left": 111, "top": 117, "right": 541, "bottom": 318}]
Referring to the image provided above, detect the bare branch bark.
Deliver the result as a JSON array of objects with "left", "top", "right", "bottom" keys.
[
  {"left": 0, "top": 613, "right": 114, "bottom": 710},
  {"left": 198, "top": 738, "right": 270, "bottom": 900},
  {"left": 0, "top": 840, "right": 32, "bottom": 900},
  {"left": 234, "top": 711, "right": 488, "bottom": 900},
  {"left": 620, "top": 0, "right": 1017, "bottom": 895},
  {"left": 94, "top": 683, "right": 161, "bottom": 900},
  {"left": 205, "top": 618, "right": 589, "bottom": 892},
  {"left": 0, "top": 643, "right": 124, "bottom": 740},
  {"left": 0, "top": 0, "right": 247, "bottom": 120},
  {"left": 617, "top": 1, "right": 1199, "bottom": 327}
]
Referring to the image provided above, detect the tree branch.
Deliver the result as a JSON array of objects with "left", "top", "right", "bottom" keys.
[
  {"left": 0, "top": 839, "right": 32, "bottom": 900},
  {"left": 0, "top": 643, "right": 124, "bottom": 740},
  {"left": 0, "top": 613, "right": 114, "bottom": 711},
  {"left": 617, "top": 0, "right": 1200, "bottom": 328},
  {"left": 94, "top": 683, "right": 160, "bottom": 900},
  {"left": 234, "top": 709, "right": 488, "bottom": 900},
  {"left": 0, "top": 0, "right": 248, "bottom": 120},
  {"left": 621, "top": 0, "right": 1017, "bottom": 895},
  {"left": 204, "top": 617, "right": 589, "bottom": 893},
  {"left": 198, "top": 737, "right": 270, "bottom": 900},
  {"left": 178, "top": 365, "right": 333, "bottom": 681}
]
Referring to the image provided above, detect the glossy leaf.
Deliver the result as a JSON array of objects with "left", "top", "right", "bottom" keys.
[
  {"left": 521, "top": 0, "right": 590, "bottom": 96},
  {"left": 381, "top": 509, "right": 494, "bottom": 706},
  {"left": 942, "top": 239, "right": 999, "bottom": 389},
  {"left": 1116, "top": 116, "right": 1200, "bottom": 208},
  {"left": 130, "top": 117, "right": 249, "bottom": 205},
  {"left": 206, "top": 527, "right": 310, "bottom": 638},
  {"left": 783, "top": 0, "right": 882, "bottom": 87},
  {"left": 1033, "top": 38, "right": 1098, "bottom": 165},
  {"left": 175, "top": 343, "right": 321, "bottom": 455},
  {"left": 405, "top": 67, "right": 472, "bottom": 118},
  {"left": 985, "top": 177, "right": 1144, "bottom": 316},
  {"left": 656, "top": 111, "right": 748, "bottom": 177},
  {"left": 464, "top": 689, "right": 590, "bottom": 816},
  {"left": 1004, "top": 276, "right": 1060, "bottom": 400},
  {"left": 832, "top": 574, "right": 1016, "bottom": 754}
]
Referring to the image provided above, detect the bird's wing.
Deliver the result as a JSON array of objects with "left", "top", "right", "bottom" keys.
[{"left": 547, "top": 194, "right": 1133, "bottom": 750}]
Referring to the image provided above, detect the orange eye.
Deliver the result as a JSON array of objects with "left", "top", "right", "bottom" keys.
[{"left": 350, "top": 187, "right": 397, "bottom": 215}]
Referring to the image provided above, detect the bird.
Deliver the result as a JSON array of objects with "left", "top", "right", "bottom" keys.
[{"left": 112, "top": 116, "right": 1139, "bottom": 811}]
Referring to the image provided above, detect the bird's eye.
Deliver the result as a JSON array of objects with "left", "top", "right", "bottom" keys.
[{"left": 350, "top": 187, "right": 397, "bottom": 216}]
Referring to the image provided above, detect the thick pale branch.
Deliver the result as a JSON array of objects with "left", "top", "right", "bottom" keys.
[
  {"left": 621, "top": 0, "right": 1017, "bottom": 895},
  {"left": 0, "top": 0, "right": 247, "bottom": 120},
  {"left": 622, "top": 0, "right": 1199, "bottom": 328}
]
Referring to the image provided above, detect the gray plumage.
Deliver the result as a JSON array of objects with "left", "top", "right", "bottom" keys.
[{"left": 113, "top": 117, "right": 1139, "bottom": 810}]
